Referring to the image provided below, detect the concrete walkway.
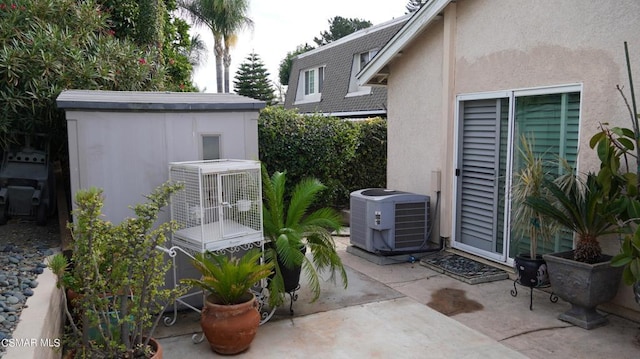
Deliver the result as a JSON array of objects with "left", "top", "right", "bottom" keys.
[{"left": 156, "top": 237, "right": 640, "bottom": 358}]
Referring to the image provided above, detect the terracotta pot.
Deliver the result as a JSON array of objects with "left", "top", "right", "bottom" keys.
[
  {"left": 147, "top": 337, "right": 163, "bottom": 359},
  {"left": 200, "top": 292, "right": 260, "bottom": 355}
]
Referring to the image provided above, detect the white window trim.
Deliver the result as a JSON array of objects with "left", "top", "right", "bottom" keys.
[
  {"left": 347, "top": 50, "right": 378, "bottom": 96},
  {"left": 294, "top": 65, "right": 325, "bottom": 105}
]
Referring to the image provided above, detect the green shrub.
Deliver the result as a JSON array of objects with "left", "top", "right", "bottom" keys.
[
  {"left": 345, "top": 118, "right": 387, "bottom": 192},
  {"left": 258, "top": 106, "right": 386, "bottom": 208},
  {"left": 0, "top": 0, "right": 194, "bottom": 157}
]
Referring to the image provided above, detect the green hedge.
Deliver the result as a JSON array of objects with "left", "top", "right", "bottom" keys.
[{"left": 258, "top": 106, "right": 386, "bottom": 208}]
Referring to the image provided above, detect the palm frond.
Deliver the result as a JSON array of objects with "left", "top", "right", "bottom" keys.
[{"left": 286, "top": 177, "right": 326, "bottom": 228}]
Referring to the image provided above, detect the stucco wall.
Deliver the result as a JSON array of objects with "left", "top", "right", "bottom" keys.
[
  {"left": 454, "top": 0, "right": 640, "bottom": 171},
  {"left": 385, "top": 0, "right": 640, "bottom": 311},
  {"left": 387, "top": 21, "right": 445, "bottom": 196}
]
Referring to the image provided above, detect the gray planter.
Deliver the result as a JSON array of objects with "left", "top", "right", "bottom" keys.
[{"left": 543, "top": 251, "right": 623, "bottom": 330}]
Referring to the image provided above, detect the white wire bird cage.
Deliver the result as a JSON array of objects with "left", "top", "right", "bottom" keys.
[{"left": 168, "top": 159, "right": 263, "bottom": 253}]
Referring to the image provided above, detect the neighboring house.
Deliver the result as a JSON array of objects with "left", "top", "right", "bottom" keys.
[
  {"left": 358, "top": 0, "right": 640, "bottom": 313},
  {"left": 284, "top": 15, "right": 409, "bottom": 118}
]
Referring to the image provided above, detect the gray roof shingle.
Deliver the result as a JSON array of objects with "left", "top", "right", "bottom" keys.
[{"left": 284, "top": 16, "right": 409, "bottom": 118}]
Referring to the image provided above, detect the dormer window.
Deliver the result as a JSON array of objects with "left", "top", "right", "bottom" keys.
[
  {"left": 295, "top": 65, "right": 325, "bottom": 104},
  {"left": 348, "top": 49, "right": 377, "bottom": 96}
]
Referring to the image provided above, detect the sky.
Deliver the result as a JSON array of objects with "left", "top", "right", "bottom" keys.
[{"left": 189, "top": 1, "right": 410, "bottom": 93}]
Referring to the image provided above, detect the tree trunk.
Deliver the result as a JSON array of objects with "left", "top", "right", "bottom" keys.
[
  {"left": 575, "top": 234, "right": 602, "bottom": 263},
  {"left": 223, "top": 48, "right": 231, "bottom": 94},
  {"left": 214, "top": 35, "right": 224, "bottom": 93}
]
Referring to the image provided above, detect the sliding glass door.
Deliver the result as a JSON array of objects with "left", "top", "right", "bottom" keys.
[{"left": 454, "top": 86, "right": 581, "bottom": 263}]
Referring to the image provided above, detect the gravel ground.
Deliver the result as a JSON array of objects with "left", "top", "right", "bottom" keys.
[{"left": 0, "top": 217, "right": 61, "bottom": 356}]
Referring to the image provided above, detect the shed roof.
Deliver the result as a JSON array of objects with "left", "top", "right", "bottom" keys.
[{"left": 56, "top": 90, "right": 266, "bottom": 112}]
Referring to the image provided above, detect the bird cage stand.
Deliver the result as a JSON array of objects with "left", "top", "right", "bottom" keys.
[{"left": 160, "top": 160, "right": 275, "bottom": 341}]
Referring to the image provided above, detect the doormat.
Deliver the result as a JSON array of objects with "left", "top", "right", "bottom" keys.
[{"left": 420, "top": 252, "right": 509, "bottom": 285}]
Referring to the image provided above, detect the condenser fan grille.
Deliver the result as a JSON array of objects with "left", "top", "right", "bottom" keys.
[{"left": 394, "top": 202, "right": 427, "bottom": 249}]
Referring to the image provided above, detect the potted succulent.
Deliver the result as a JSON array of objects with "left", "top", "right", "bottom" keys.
[
  {"left": 182, "top": 248, "right": 273, "bottom": 355},
  {"left": 49, "top": 182, "right": 184, "bottom": 358},
  {"left": 510, "top": 135, "right": 558, "bottom": 289},
  {"left": 261, "top": 166, "right": 348, "bottom": 310},
  {"left": 525, "top": 169, "right": 624, "bottom": 329}
]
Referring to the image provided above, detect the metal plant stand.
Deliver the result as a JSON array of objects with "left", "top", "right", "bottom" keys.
[
  {"left": 511, "top": 278, "right": 558, "bottom": 310},
  {"left": 286, "top": 285, "right": 301, "bottom": 315}
]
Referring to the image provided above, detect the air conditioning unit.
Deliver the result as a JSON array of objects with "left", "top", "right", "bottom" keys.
[{"left": 350, "top": 188, "right": 430, "bottom": 254}]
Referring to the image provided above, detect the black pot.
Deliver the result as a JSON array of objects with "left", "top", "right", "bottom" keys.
[
  {"left": 280, "top": 260, "right": 303, "bottom": 293},
  {"left": 514, "top": 254, "right": 549, "bottom": 288},
  {"left": 268, "top": 245, "right": 306, "bottom": 293}
]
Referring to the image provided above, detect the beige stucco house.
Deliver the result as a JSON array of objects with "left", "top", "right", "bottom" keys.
[{"left": 359, "top": 0, "right": 640, "bottom": 314}]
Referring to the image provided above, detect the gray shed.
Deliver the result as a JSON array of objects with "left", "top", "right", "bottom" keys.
[{"left": 57, "top": 90, "right": 265, "bottom": 223}]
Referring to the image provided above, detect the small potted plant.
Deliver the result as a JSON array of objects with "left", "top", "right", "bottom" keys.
[
  {"left": 49, "top": 182, "right": 184, "bottom": 358},
  {"left": 261, "top": 166, "right": 348, "bottom": 310},
  {"left": 182, "top": 248, "right": 273, "bottom": 355},
  {"left": 510, "top": 135, "right": 558, "bottom": 289}
]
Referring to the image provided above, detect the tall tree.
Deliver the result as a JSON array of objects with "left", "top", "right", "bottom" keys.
[
  {"left": 313, "top": 16, "right": 372, "bottom": 46},
  {"left": 219, "top": 0, "right": 253, "bottom": 93},
  {"left": 405, "top": 0, "right": 427, "bottom": 14},
  {"left": 179, "top": 0, "right": 252, "bottom": 93},
  {"left": 278, "top": 43, "right": 315, "bottom": 86},
  {"left": 96, "top": 0, "right": 196, "bottom": 91},
  {"left": 234, "top": 53, "right": 275, "bottom": 105}
]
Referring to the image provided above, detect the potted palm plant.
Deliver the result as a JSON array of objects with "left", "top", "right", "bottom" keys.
[
  {"left": 525, "top": 169, "right": 624, "bottom": 329},
  {"left": 49, "top": 183, "right": 184, "bottom": 358},
  {"left": 261, "top": 166, "right": 348, "bottom": 310},
  {"left": 510, "top": 135, "right": 558, "bottom": 289},
  {"left": 182, "top": 248, "right": 273, "bottom": 355}
]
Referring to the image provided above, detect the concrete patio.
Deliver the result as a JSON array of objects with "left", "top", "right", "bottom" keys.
[{"left": 155, "top": 236, "right": 640, "bottom": 358}]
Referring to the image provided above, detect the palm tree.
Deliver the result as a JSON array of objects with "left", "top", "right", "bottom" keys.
[
  {"left": 262, "top": 166, "right": 347, "bottom": 307},
  {"left": 187, "top": 33, "right": 208, "bottom": 67},
  {"left": 179, "top": 0, "right": 252, "bottom": 93}
]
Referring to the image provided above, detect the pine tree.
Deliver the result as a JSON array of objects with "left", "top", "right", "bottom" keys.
[{"left": 234, "top": 52, "right": 276, "bottom": 105}]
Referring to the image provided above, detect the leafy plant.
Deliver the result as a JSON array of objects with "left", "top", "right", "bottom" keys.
[
  {"left": 258, "top": 106, "right": 385, "bottom": 207},
  {"left": 510, "top": 135, "right": 559, "bottom": 259},
  {"left": 525, "top": 171, "right": 622, "bottom": 263},
  {"left": 183, "top": 248, "right": 274, "bottom": 305},
  {"left": 49, "top": 182, "right": 185, "bottom": 358},
  {"left": 588, "top": 42, "right": 640, "bottom": 286},
  {"left": 262, "top": 166, "right": 347, "bottom": 307}
]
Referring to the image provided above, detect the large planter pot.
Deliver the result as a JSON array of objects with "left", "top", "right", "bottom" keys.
[
  {"left": 200, "top": 292, "right": 260, "bottom": 355},
  {"left": 543, "top": 251, "right": 623, "bottom": 329},
  {"left": 514, "top": 254, "right": 549, "bottom": 287}
]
